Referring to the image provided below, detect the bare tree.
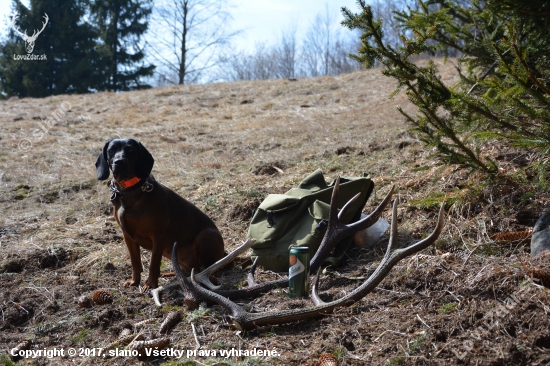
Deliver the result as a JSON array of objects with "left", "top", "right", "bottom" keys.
[
  {"left": 251, "top": 42, "right": 279, "bottom": 80},
  {"left": 217, "top": 7, "right": 365, "bottom": 82},
  {"left": 330, "top": 37, "right": 362, "bottom": 75},
  {"left": 275, "top": 21, "right": 298, "bottom": 79},
  {"left": 217, "top": 42, "right": 280, "bottom": 81},
  {"left": 302, "top": 5, "right": 334, "bottom": 77},
  {"left": 217, "top": 51, "right": 253, "bottom": 81},
  {"left": 370, "top": 0, "right": 407, "bottom": 50},
  {"left": 301, "top": 5, "right": 361, "bottom": 77},
  {"left": 148, "top": 0, "right": 241, "bottom": 85}
]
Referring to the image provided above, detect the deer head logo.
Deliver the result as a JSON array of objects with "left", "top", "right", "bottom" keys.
[{"left": 11, "top": 12, "right": 49, "bottom": 54}]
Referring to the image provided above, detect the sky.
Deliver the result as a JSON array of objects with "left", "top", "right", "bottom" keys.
[
  {"left": 230, "top": 0, "right": 361, "bottom": 50},
  {"left": 0, "top": 0, "right": 363, "bottom": 52}
]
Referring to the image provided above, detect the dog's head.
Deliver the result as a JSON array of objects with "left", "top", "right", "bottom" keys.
[{"left": 95, "top": 139, "right": 154, "bottom": 183}]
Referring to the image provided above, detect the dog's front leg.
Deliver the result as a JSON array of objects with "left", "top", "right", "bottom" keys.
[
  {"left": 144, "top": 240, "right": 163, "bottom": 290},
  {"left": 122, "top": 233, "right": 143, "bottom": 287}
]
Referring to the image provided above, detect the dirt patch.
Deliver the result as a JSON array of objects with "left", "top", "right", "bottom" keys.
[
  {"left": 226, "top": 199, "right": 262, "bottom": 222},
  {"left": 336, "top": 146, "right": 356, "bottom": 155},
  {"left": 253, "top": 161, "right": 289, "bottom": 175},
  {"left": 1, "top": 247, "right": 75, "bottom": 273}
]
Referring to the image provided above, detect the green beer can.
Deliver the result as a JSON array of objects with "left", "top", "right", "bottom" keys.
[{"left": 289, "top": 246, "right": 310, "bottom": 298}]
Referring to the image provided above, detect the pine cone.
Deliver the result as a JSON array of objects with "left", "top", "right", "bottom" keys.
[
  {"left": 318, "top": 353, "right": 339, "bottom": 366},
  {"left": 91, "top": 290, "right": 113, "bottom": 305},
  {"left": 134, "top": 318, "right": 157, "bottom": 330},
  {"left": 104, "top": 333, "right": 143, "bottom": 352},
  {"left": 491, "top": 230, "right": 532, "bottom": 242},
  {"left": 527, "top": 251, "right": 550, "bottom": 287},
  {"left": 531, "top": 268, "right": 550, "bottom": 286},
  {"left": 10, "top": 340, "right": 31, "bottom": 360},
  {"left": 159, "top": 310, "right": 182, "bottom": 335},
  {"left": 131, "top": 338, "right": 170, "bottom": 353}
]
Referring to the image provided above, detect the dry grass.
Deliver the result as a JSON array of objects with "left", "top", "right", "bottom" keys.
[{"left": 0, "top": 59, "right": 549, "bottom": 365}]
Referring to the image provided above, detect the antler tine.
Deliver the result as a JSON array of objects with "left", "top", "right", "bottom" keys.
[
  {"left": 327, "top": 176, "right": 341, "bottom": 230},
  {"left": 342, "top": 202, "right": 446, "bottom": 303},
  {"left": 391, "top": 203, "right": 445, "bottom": 259},
  {"left": 11, "top": 12, "right": 28, "bottom": 38},
  {"left": 194, "top": 239, "right": 255, "bottom": 290},
  {"left": 309, "top": 177, "right": 346, "bottom": 273},
  {"left": 36, "top": 13, "right": 48, "bottom": 34},
  {"left": 310, "top": 185, "right": 394, "bottom": 273},
  {"left": 151, "top": 282, "right": 179, "bottom": 307},
  {"left": 386, "top": 197, "right": 400, "bottom": 255},
  {"left": 338, "top": 192, "right": 361, "bottom": 221},
  {"left": 247, "top": 257, "right": 259, "bottom": 287},
  {"left": 311, "top": 267, "right": 325, "bottom": 306},
  {"left": 347, "top": 186, "right": 395, "bottom": 233}
]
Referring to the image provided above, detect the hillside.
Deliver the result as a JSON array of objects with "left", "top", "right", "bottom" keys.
[{"left": 0, "top": 59, "right": 548, "bottom": 366}]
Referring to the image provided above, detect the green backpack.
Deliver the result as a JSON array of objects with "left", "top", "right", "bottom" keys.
[{"left": 247, "top": 169, "right": 374, "bottom": 272}]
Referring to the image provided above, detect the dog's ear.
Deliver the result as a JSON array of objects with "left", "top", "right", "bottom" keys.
[
  {"left": 95, "top": 141, "right": 111, "bottom": 180},
  {"left": 135, "top": 141, "right": 154, "bottom": 179}
]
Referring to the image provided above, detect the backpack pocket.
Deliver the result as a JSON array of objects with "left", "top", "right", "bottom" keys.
[{"left": 248, "top": 194, "right": 300, "bottom": 249}]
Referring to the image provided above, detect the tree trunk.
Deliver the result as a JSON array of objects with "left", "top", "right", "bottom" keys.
[{"left": 178, "top": 0, "right": 188, "bottom": 85}]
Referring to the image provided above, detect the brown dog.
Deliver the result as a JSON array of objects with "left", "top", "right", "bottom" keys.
[{"left": 95, "top": 138, "right": 225, "bottom": 290}]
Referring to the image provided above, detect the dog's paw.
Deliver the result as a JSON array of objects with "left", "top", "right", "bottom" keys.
[
  {"left": 144, "top": 279, "right": 158, "bottom": 291},
  {"left": 122, "top": 279, "right": 139, "bottom": 287}
]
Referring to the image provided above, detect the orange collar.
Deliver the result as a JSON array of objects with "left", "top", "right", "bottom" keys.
[{"left": 116, "top": 176, "right": 142, "bottom": 189}]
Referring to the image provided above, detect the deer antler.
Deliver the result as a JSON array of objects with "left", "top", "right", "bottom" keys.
[
  {"left": 27, "top": 13, "right": 48, "bottom": 42},
  {"left": 11, "top": 12, "right": 29, "bottom": 40},
  {"left": 168, "top": 178, "right": 394, "bottom": 308},
  {"left": 189, "top": 199, "right": 445, "bottom": 330}
]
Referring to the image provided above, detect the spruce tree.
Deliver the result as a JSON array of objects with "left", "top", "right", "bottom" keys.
[
  {"left": 342, "top": 0, "right": 550, "bottom": 177},
  {"left": 0, "top": 0, "right": 99, "bottom": 97},
  {"left": 91, "top": 0, "right": 154, "bottom": 91}
]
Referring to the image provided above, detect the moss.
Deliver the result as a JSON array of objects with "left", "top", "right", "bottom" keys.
[
  {"left": 438, "top": 302, "right": 459, "bottom": 313},
  {"left": 0, "top": 354, "right": 17, "bottom": 366},
  {"left": 185, "top": 303, "right": 210, "bottom": 323},
  {"left": 333, "top": 346, "right": 346, "bottom": 359},
  {"left": 69, "top": 328, "right": 91, "bottom": 346}
]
